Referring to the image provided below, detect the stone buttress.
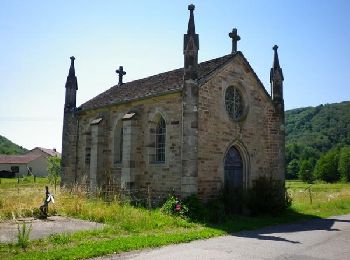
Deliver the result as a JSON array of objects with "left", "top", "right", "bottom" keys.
[
  {"left": 270, "top": 45, "right": 285, "bottom": 180},
  {"left": 181, "top": 4, "right": 199, "bottom": 197},
  {"left": 61, "top": 57, "right": 79, "bottom": 186}
]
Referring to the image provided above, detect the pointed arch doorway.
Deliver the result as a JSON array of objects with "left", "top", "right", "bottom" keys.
[
  {"left": 223, "top": 146, "right": 244, "bottom": 213},
  {"left": 224, "top": 146, "right": 243, "bottom": 190}
]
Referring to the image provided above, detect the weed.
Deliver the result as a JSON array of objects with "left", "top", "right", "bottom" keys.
[{"left": 17, "top": 222, "right": 32, "bottom": 250}]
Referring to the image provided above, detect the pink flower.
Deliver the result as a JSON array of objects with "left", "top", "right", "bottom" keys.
[{"left": 175, "top": 203, "right": 181, "bottom": 211}]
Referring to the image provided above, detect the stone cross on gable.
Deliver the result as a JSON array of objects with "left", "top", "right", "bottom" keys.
[
  {"left": 229, "top": 28, "right": 241, "bottom": 54},
  {"left": 116, "top": 66, "right": 126, "bottom": 85}
]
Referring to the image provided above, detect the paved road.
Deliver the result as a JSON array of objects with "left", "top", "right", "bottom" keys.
[
  {"left": 98, "top": 214, "right": 350, "bottom": 260},
  {"left": 0, "top": 216, "right": 104, "bottom": 243}
]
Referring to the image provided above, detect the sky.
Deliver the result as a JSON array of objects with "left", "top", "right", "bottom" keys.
[{"left": 0, "top": 0, "right": 349, "bottom": 152}]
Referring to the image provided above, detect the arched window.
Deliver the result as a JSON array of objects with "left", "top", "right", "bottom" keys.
[
  {"left": 224, "top": 146, "right": 243, "bottom": 189},
  {"left": 113, "top": 120, "right": 123, "bottom": 164},
  {"left": 155, "top": 117, "right": 166, "bottom": 163}
]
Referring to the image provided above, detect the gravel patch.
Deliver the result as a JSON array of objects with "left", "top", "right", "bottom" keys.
[{"left": 0, "top": 216, "right": 105, "bottom": 243}]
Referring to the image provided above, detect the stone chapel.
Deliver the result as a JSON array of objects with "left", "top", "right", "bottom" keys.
[{"left": 61, "top": 5, "right": 285, "bottom": 202}]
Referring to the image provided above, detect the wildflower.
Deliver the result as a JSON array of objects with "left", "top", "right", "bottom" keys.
[{"left": 175, "top": 202, "right": 181, "bottom": 212}]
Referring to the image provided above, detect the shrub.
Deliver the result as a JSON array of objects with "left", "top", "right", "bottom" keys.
[
  {"left": 165, "top": 194, "right": 225, "bottom": 223},
  {"left": 298, "top": 159, "right": 314, "bottom": 183},
  {"left": 160, "top": 196, "right": 188, "bottom": 218},
  {"left": 161, "top": 177, "right": 291, "bottom": 220},
  {"left": 32, "top": 208, "right": 41, "bottom": 218},
  {"left": 205, "top": 198, "right": 225, "bottom": 223},
  {"left": 47, "top": 156, "right": 61, "bottom": 192},
  {"left": 286, "top": 159, "right": 300, "bottom": 179},
  {"left": 182, "top": 195, "right": 206, "bottom": 221},
  {"left": 246, "top": 176, "right": 291, "bottom": 216},
  {"left": 314, "top": 149, "right": 340, "bottom": 183}
]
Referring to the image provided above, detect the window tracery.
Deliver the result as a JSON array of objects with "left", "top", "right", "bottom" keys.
[
  {"left": 225, "top": 86, "right": 244, "bottom": 120},
  {"left": 155, "top": 117, "right": 166, "bottom": 163}
]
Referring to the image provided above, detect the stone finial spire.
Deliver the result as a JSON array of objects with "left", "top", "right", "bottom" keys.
[
  {"left": 65, "top": 56, "right": 78, "bottom": 90},
  {"left": 64, "top": 56, "right": 78, "bottom": 110},
  {"left": 68, "top": 56, "right": 75, "bottom": 77},
  {"left": 187, "top": 4, "right": 196, "bottom": 34},
  {"left": 116, "top": 66, "right": 126, "bottom": 85},
  {"left": 183, "top": 4, "right": 199, "bottom": 80},
  {"left": 270, "top": 45, "right": 284, "bottom": 102},
  {"left": 229, "top": 28, "right": 240, "bottom": 53},
  {"left": 272, "top": 45, "right": 281, "bottom": 69}
]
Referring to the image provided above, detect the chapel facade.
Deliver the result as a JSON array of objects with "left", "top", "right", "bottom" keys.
[{"left": 61, "top": 5, "right": 285, "bottom": 202}]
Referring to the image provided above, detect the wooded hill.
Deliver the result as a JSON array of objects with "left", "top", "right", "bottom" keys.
[
  {"left": 0, "top": 135, "right": 27, "bottom": 155},
  {"left": 285, "top": 101, "right": 350, "bottom": 181}
]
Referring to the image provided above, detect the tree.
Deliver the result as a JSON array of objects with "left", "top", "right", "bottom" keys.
[
  {"left": 286, "top": 159, "right": 300, "bottom": 179},
  {"left": 313, "top": 149, "right": 340, "bottom": 183},
  {"left": 47, "top": 156, "right": 61, "bottom": 192},
  {"left": 338, "top": 147, "right": 350, "bottom": 182},
  {"left": 298, "top": 160, "right": 314, "bottom": 183}
]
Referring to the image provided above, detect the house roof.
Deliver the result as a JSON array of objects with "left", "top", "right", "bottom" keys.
[
  {"left": 27, "top": 147, "right": 61, "bottom": 157},
  {"left": 80, "top": 54, "right": 235, "bottom": 111},
  {"left": 0, "top": 154, "right": 41, "bottom": 164}
]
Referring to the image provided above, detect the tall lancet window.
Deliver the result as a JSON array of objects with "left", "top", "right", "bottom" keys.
[
  {"left": 155, "top": 117, "right": 166, "bottom": 163},
  {"left": 225, "top": 86, "right": 244, "bottom": 121},
  {"left": 113, "top": 120, "right": 123, "bottom": 164}
]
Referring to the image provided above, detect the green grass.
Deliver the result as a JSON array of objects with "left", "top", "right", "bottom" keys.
[
  {"left": 1, "top": 179, "right": 350, "bottom": 259},
  {"left": 286, "top": 180, "right": 350, "bottom": 217},
  {"left": 0, "top": 176, "right": 48, "bottom": 186},
  {"left": 3, "top": 228, "right": 223, "bottom": 260}
]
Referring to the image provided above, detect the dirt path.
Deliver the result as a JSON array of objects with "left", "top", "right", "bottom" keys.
[{"left": 0, "top": 216, "right": 105, "bottom": 243}]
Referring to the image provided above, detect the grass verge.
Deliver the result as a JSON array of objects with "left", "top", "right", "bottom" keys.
[
  {"left": 1, "top": 178, "right": 350, "bottom": 259},
  {"left": 2, "top": 228, "right": 224, "bottom": 260}
]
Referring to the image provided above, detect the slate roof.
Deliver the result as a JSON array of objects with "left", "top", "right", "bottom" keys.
[
  {"left": 0, "top": 154, "right": 41, "bottom": 164},
  {"left": 80, "top": 54, "right": 235, "bottom": 111}
]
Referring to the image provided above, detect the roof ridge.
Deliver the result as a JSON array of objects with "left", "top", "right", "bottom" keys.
[
  {"left": 110, "top": 54, "right": 233, "bottom": 88},
  {"left": 109, "top": 66, "right": 183, "bottom": 91},
  {"left": 80, "top": 54, "right": 237, "bottom": 111}
]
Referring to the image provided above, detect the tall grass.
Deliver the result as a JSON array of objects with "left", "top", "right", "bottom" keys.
[
  {"left": 287, "top": 180, "right": 350, "bottom": 217},
  {"left": 0, "top": 178, "right": 50, "bottom": 220},
  {"left": 1, "top": 178, "right": 350, "bottom": 259},
  {"left": 0, "top": 178, "right": 196, "bottom": 232},
  {"left": 57, "top": 190, "right": 195, "bottom": 232}
]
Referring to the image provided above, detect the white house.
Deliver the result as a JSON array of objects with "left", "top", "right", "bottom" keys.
[{"left": 0, "top": 147, "right": 60, "bottom": 177}]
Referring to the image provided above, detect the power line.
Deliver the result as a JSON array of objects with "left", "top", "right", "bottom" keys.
[{"left": 0, "top": 117, "right": 60, "bottom": 122}]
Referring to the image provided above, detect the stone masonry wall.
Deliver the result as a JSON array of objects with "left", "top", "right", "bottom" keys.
[
  {"left": 73, "top": 93, "right": 183, "bottom": 202},
  {"left": 61, "top": 111, "right": 78, "bottom": 186},
  {"left": 197, "top": 55, "right": 284, "bottom": 200}
]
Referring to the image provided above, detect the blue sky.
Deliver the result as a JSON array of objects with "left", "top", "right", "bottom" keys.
[{"left": 0, "top": 0, "right": 349, "bottom": 152}]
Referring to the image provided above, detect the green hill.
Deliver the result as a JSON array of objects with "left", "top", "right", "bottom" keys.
[
  {"left": 0, "top": 135, "right": 27, "bottom": 155},
  {"left": 285, "top": 101, "right": 350, "bottom": 179}
]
